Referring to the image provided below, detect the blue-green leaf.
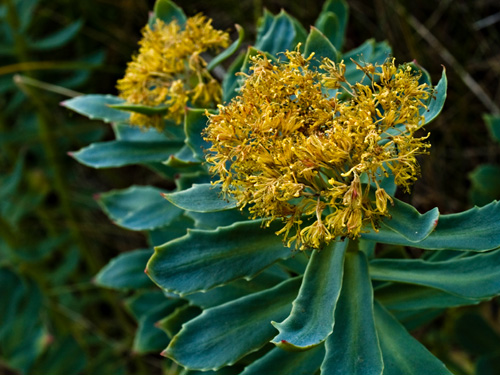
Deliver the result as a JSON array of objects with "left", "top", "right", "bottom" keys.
[
  {"left": 184, "top": 108, "right": 212, "bottom": 161},
  {"left": 240, "top": 345, "right": 325, "bottom": 375},
  {"left": 71, "top": 139, "right": 183, "bottom": 168},
  {"left": 186, "top": 209, "right": 246, "bottom": 230},
  {"left": 61, "top": 94, "right": 129, "bottom": 123},
  {"left": 304, "top": 27, "right": 339, "bottom": 70},
  {"left": 163, "top": 183, "right": 237, "bottom": 212},
  {"left": 108, "top": 103, "right": 169, "bottom": 115},
  {"left": 112, "top": 123, "right": 171, "bottom": 142},
  {"left": 362, "top": 201, "right": 500, "bottom": 251},
  {"left": 272, "top": 240, "right": 347, "bottom": 350},
  {"left": 375, "top": 283, "right": 479, "bottom": 311},
  {"left": 95, "top": 249, "right": 153, "bottom": 290},
  {"left": 207, "top": 24, "right": 245, "bottom": 71},
  {"left": 381, "top": 198, "right": 439, "bottom": 242},
  {"left": 255, "top": 11, "right": 296, "bottom": 56},
  {"left": 422, "top": 68, "right": 447, "bottom": 125},
  {"left": 98, "top": 186, "right": 182, "bottom": 231},
  {"left": 133, "top": 299, "right": 183, "bottom": 354},
  {"left": 222, "top": 51, "right": 246, "bottom": 103},
  {"left": 157, "top": 304, "right": 202, "bottom": 339},
  {"left": 374, "top": 302, "right": 453, "bottom": 375},
  {"left": 153, "top": 0, "right": 186, "bottom": 27},
  {"left": 316, "top": 0, "right": 348, "bottom": 50},
  {"left": 315, "top": 12, "right": 340, "bottom": 49},
  {"left": 164, "top": 277, "right": 301, "bottom": 371},
  {"left": 146, "top": 220, "right": 294, "bottom": 295},
  {"left": 321, "top": 251, "right": 383, "bottom": 375},
  {"left": 185, "top": 266, "right": 287, "bottom": 308},
  {"left": 370, "top": 248, "right": 500, "bottom": 299}
]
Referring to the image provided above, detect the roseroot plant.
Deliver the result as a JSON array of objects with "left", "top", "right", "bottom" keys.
[{"left": 64, "top": 0, "right": 500, "bottom": 374}]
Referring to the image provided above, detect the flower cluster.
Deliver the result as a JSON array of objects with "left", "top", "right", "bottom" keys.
[
  {"left": 204, "top": 50, "right": 432, "bottom": 249},
  {"left": 117, "top": 15, "right": 230, "bottom": 129}
]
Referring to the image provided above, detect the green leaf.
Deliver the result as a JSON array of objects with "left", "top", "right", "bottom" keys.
[
  {"left": 61, "top": 94, "right": 129, "bottom": 123},
  {"left": 146, "top": 220, "right": 294, "bottom": 295},
  {"left": 94, "top": 249, "right": 153, "bottom": 290},
  {"left": 164, "top": 277, "right": 301, "bottom": 371},
  {"left": 392, "top": 308, "right": 444, "bottom": 331},
  {"left": 369, "top": 248, "right": 500, "bottom": 299},
  {"left": 186, "top": 209, "right": 246, "bottom": 229},
  {"left": 147, "top": 214, "right": 195, "bottom": 246},
  {"left": 133, "top": 299, "right": 183, "bottom": 354},
  {"left": 380, "top": 198, "right": 439, "bottom": 242},
  {"left": 256, "top": 9, "right": 275, "bottom": 42},
  {"left": 375, "top": 283, "right": 479, "bottom": 311},
  {"left": 222, "top": 51, "right": 246, "bottom": 103},
  {"left": 422, "top": 68, "right": 447, "bottom": 125},
  {"left": 255, "top": 11, "right": 296, "bottom": 56},
  {"left": 108, "top": 103, "right": 169, "bottom": 115},
  {"left": 469, "top": 164, "right": 500, "bottom": 202},
  {"left": 28, "top": 20, "right": 83, "bottom": 50},
  {"left": 362, "top": 201, "right": 500, "bottom": 251},
  {"left": 163, "top": 183, "right": 237, "bottom": 212},
  {"left": 240, "top": 345, "right": 325, "bottom": 375},
  {"left": 153, "top": 0, "right": 186, "bottom": 27},
  {"left": 125, "top": 290, "right": 168, "bottom": 320},
  {"left": 207, "top": 24, "right": 245, "bottom": 71},
  {"left": 304, "top": 27, "right": 339, "bottom": 70},
  {"left": 315, "top": 12, "right": 340, "bottom": 49},
  {"left": 98, "top": 186, "right": 183, "bottom": 231},
  {"left": 71, "top": 139, "right": 183, "bottom": 168},
  {"left": 164, "top": 144, "right": 203, "bottom": 167},
  {"left": 272, "top": 240, "right": 347, "bottom": 350},
  {"left": 157, "top": 304, "right": 202, "bottom": 339},
  {"left": 374, "top": 302, "right": 453, "bottom": 375},
  {"left": 484, "top": 114, "right": 500, "bottom": 143},
  {"left": 112, "top": 123, "right": 172, "bottom": 142},
  {"left": 321, "top": 251, "right": 383, "bottom": 375},
  {"left": 185, "top": 266, "right": 287, "bottom": 308},
  {"left": 184, "top": 108, "right": 212, "bottom": 161},
  {"left": 317, "top": 0, "right": 349, "bottom": 50}
]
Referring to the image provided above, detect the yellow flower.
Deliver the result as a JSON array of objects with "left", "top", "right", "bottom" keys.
[
  {"left": 204, "top": 50, "right": 432, "bottom": 249},
  {"left": 117, "top": 15, "right": 230, "bottom": 129}
]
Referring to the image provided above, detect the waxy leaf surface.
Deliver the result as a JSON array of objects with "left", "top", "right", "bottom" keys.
[
  {"left": 240, "top": 345, "right": 325, "bottom": 375},
  {"left": 321, "top": 251, "right": 383, "bottom": 375},
  {"left": 165, "top": 277, "right": 301, "bottom": 371},
  {"left": 163, "top": 183, "right": 236, "bottom": 212},
  {"left": 362, "top": 201, "right": 500, "bottom": 251},
  {"left": 62, "top": 94, "right": 129, "bottom": 123},
  {"left": 374, "top": 302, "right": 453, "bottom": 375},
  {"left": 95, "top": 249, "right": 153, "bottom": 290},
  {"left": 72, "top": 140, "right": 182, "bottom": 168},
  {"left": 147, "top": 220, "right": 294, "bottom": 295},
  {"left": 370, "top": 248, "right": 500, "bottom": 299},
  {"left": 98, "top": 186, "right": 182, "bottom": 231},
  {"left": 272, "top": 240, "right": 347, "bottom": 350},
  {"left": 381, "top": 198, "right": 439, "bottom": 242}
]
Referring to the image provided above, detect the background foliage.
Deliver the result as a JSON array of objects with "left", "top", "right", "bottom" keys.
[{"left": 1, "top": 0, "right": 500, "bottom": 374}]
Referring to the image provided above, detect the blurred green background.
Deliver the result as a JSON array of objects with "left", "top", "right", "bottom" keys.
[{"left": 1, "top": 0, "right": 499, "bottom": 374}]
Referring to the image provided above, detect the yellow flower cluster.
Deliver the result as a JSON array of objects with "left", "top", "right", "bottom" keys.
[
  {"left": 204, "top": 50, "right": 432, "bottom": 249},
  {"left": 117, "top": 15, "right": 230, "bottom": 129}
]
